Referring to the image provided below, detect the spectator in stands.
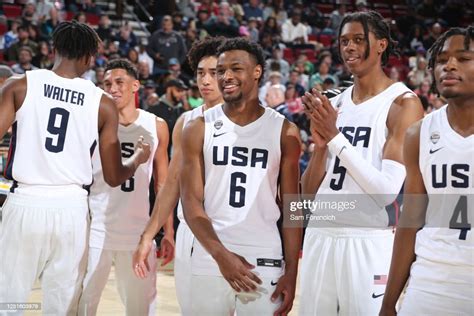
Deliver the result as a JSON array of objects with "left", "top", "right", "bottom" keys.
[
  {"left": 114, "top": 23, "right": 137, "bottom": 57},
  {"left": 147, "top": 79, "right": 188, "bottom": 155},
  {"left": 34, "top": 0, "right": 55, "bottom": 23},
  {"left": 247, "top": 17, "right": 260, "bottom": 42},
  {"left": 321, "top": 77, "right": 336, "bottom": 91},
  {"left": 204, "top": 1, "right": 239, "bottom": 38},
  {"left": 167, "top": 57, "right": 192, "bottom": 85},
  {"left": 260, "top": 16, "right": 281, "bottom": 43},
  {"left": 281, "top": 10, "right": 310, "bottom": 48},
  {"left": 195, "top": 9, "right": 211, "bottom": 35},
  {"left": 28, "top": 24, "right": 46, "bottom": 43},
  {"left": 96, "top": 14, "right": 113, "bottom": 42},
  {"left": 40, "top": 5, "right": 60, "bottom": 39},
  {"left": 293, "top": 60, "right": 309, "bottom": 88},
  {"left": 243, "top": 0, "right": 264, "bottom": 21},
  {"left": 423, "top": 22, "right": 442, "bottom": 50},
  {"left": 308, "top": 61, "right": 338, "bottom": 90},
  {"left": 127, "top": 48, "right": 140, "bottom": 67},
  {"left": 259, "top": 71, "right": 285, "bottom": 107},
  {"left": 265, "top": 44, "right": 290, "bottom": 83},
  {"left": 263, "top": 0, "right": 287, "bottom": 27},
  {"left": 137, "top": 40, "right": 154, "bottom": 74},
  {"left": 3, "top": 19, "right": 20, "bottom": 50},
  {"left": 172, "top": 11, "right": 188, "bottom": 33},
  {"left": 137, "top": 60, "right": 154, "bottom": 85},
  {"left": 329, "top": 4, "right": 347, "bottom": 33},
  {"left": 74, "top": 12, "right": 88, "bottom": 24},
  {"left": 32, "top": 41, "right": 53, "bottom": 69},
  {"left": 187, "top": 82, "right": 204, "bottom": 109},
  {"left": 285, "top": 83, "right": 304, "bottom": 114},
  {"left": 265, "top": 84, "right": 293, "bottom": 121},
  {"left": 407, "top": 56, "right": 432, "bottom": 88},
  {"left": 69, "top": 0, "right": 102, "bottom": 15},
  {"left": 295, "top": 53, "right": 315, "bottom": 76},
  {"left": 94, "top": 66, "right": 105, "bottom": 89},
  {"left": 259, "top": 32, "right": 274, "bottom": 59},
  {"left": 21, "top": 2, "right": 38, "bottom": 26},
  {"left": 140, "top": 80, "right": 158, "bottom": 109},
  {"left": 228, "top": 0, "right": 245, "bottom": 23},
  {"left": 355, "top": 0, "right": 369, "bottom": 12},
  {"left": 408, "top": 24, "right": 425, "bottom": 53},
  {"left": 11, "top": 46, "right": 38, "bottom": 74},
  {"left": 6, "top": 25, "right": 38, "bottom": 61},
  {"left": 286, "top": 70, "right": 306, "bottom": 97},
  {"left": 389, "top": 67, "right": 401, "bottom": 82},
  {"left": 0, "top": 65, "right": 13, "bottom": 87},
  {"left": 184, "top": 25, "right": 198, "bottom": 51},
  {"left": 147, "top": 15, "right": 187, "bottom": 75}
]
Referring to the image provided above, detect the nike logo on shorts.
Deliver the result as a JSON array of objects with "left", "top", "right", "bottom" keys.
[
  {"left": 271, "top": 280, "right": 278, "bottom": 286},
  {"left": 372, "top": 293, "right": 384, "bottom": 299}
]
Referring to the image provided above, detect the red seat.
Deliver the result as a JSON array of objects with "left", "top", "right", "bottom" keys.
[
  {"left": 0, "top": 23, "right": 7, "bottom": 36},
  {"left": 283, "top": 48, "right": 295, "bottom": 64},
  {"left": 3, "top": 4, "right": 22, "bottom": 18},
  {"left": 316, "top": 4, "right": 334, "bottom": 14},
  {"left": 318, "top": 34, "right": 333, "bottom": 47},
  {"left": 86, "top": 13, "right": 100, "bottom": 25}
]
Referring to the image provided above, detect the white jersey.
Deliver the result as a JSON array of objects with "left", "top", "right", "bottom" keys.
[
  {"left": 313, "top": 82, "right": 412, "bottom": 228},
  {"left": 177, "top": 105, "right": 205, "bottom": 223},
  {"left": 192, "top": 105, "right": 285, "bottom": 277},
  {"left": 5, "top": 69, "right": 102, "bottom": 196},
  {"left": 416, "top": 105, "right": 474, "bottom": 267},
  {"left": 89, "top": 110, "right": 158, "bottom": 251}
]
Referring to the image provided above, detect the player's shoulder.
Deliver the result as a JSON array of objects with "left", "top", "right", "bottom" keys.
[{"left": 2, "top": 74, "right": 26, "bottom": 92}]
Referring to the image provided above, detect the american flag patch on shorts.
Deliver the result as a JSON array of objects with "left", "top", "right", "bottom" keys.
[{"left": 373, "top": 274, "right": 388, "bottom": 285}]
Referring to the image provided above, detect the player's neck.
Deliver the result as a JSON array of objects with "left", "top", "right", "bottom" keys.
[
  {"left": 446, "top": 101, "right": 474, "bottom": 138},
  {"left": 223, "top": 97, "right": 264, "bottom": 127},
  {"left": 52, "top": 57, "right": 85, "bottom": 79},
  {"left": 352, "top": 71, "right": 393, "bottom": 104},
  {"left": 203, "top": 97, "right": 224, "bottom": 111},
  {"left": 118, "top": 105, "right": 140, "bottom": 126}
]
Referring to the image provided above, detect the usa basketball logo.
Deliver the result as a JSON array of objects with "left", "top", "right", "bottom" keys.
[
  {"left": 430, "top": 131, "right": 440, "bottom": 144},
  {"left": 214, "top": 120, "right": 223, "bottom": 130}
]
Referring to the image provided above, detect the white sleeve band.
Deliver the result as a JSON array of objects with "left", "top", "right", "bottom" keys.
[{"left": 327, "top": 133, "right": 406, "bottom": 207}]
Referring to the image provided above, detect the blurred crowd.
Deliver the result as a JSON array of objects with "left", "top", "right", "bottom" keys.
[{"left": 0, "top": 0, "right": 472, "bottom": 174}]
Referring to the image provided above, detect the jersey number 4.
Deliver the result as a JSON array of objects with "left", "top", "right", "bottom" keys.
[
  {"left": 45, "top": 108, "right": 70, "bottom": 153},
  {"left": 449, "top": 195, "right": 471, "bottom": 240}
]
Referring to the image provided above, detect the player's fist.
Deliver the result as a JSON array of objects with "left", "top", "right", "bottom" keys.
[{"left": 135, "top": 136, "right": 151, "bottom": 165}]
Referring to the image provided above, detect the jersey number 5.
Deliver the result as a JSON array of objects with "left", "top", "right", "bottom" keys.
[
  {"left": 230, "top": 172, "right": 246, "bottom": 208},
  {"left": 45, "top": 108, "right": 70, "bottom": 153},
  {"left": 449, "top": 195, "right": 471, "bottom": 240},
  {"left": 330, "top": 157, "right": 347, "bottom": 191}
]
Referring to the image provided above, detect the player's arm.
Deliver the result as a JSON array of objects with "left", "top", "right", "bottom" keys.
[
  {"left": 153, "top": 117, "right": 175, "bottom": 265},
  {"left": 380, "top": 121, "right": 428, "bottom": 316},
  {"left": 272, "top": 120, "right": 303, "bottom": 316},
  {"left": 0, "top": 76, "right": 25, "bottom": 139},
  {"left": 141, "top": 116, "right": 184, "bottom": 240},
  {"left": 134, "top": 116, "right": 184, "bottom": 277},
  {"left": 98, "top": 93, "right": 151, "bottom": 187},
  {"left": 180, "top": 118, "right": 262, "bottom": 292}
]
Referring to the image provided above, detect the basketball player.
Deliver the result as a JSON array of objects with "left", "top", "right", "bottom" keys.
[
  {"left": 180, "top": 37, "right": 302, "bottom": 315},
  {"left": 380, "top": 26, "right": 474, "bottom": 316},
  {"left": 133, "top": 36, "right": 225, "bottom": 315},
  {"left": 299, "top": 11, "right": 424, "bottom": 315},
  {"left": 78, "top": 59, "right": 171, "bottom": 315},
  {"left": 0, "top": 21, "right": 150, "bottom": 315}
]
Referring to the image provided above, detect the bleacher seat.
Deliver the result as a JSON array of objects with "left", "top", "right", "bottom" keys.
[{"left": 3, "top": 4, "right": 22, "bottom": 18}]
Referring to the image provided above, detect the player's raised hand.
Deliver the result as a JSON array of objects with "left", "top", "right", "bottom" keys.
[
  {"left": 135, "top": 135, "right": 151, "bottom": 164},
  {"left": 308, "top": 88, "right": 339, "bottom": 142},
  {"left": 132, "top": 236, "right": 153, "bottom": 278},
  {"left": 302, "top": 92, "right": 328, "bottom": 149},
  {"left": 216, "top": 251, "right": 262, "bottom": 293},
  {"left": 271, "top": 272, "right": 297, "bottom": 316}
]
